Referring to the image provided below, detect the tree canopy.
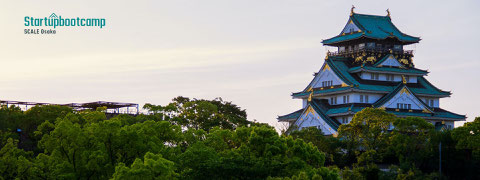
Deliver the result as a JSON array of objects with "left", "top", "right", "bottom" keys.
[{"left": 0, "top": 98, "right": 478, "bottom": 179}]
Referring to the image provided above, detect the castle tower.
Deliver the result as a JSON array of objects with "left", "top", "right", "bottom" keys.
[{"left": 278, "top": 9, "right": 465, "bottom": 135}]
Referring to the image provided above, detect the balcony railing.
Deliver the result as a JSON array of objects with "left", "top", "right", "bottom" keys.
[{"left": 328, "top": 47, "right": 413, "bottom": 57}]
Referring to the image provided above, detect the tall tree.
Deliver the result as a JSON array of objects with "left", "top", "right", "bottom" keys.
[{"left": 144, "top": 96, "right": 250, "bottom": 131}]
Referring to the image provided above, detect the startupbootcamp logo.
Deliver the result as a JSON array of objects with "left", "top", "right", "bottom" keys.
[{"left": 24, "top": 13, "right": 106, "bottom": 35}]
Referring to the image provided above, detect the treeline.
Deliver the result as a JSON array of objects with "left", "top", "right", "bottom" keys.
[{"left": 0, "top": 96, "right": 479, "bottom": 179}]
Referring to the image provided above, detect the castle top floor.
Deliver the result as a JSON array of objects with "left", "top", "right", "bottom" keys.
[{"left": 322, "top": 7, "right": 420, "bottom": 58}]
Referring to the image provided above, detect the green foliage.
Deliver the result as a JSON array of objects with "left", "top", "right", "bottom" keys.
[
  {"left": 144, "top": 96, "right": 250, "bottom": 131},
  {"left": 268, "top": 167, "right": 340, "bottom": 180},
  {"left": 112, "top": 152, "right": 177, "bottom": 180},
  {"left": 388, "top": 117, "right": 434, "bottom": 169},
  {"left": 290, "top": 127, "right": 343, "bottom": 166},
  {"left": 0, "top": 105, "right": 24, "bottom": 132},
  {"left": 339, "top": 108, "right": 395, "bottom": 153},
  {"left": 452, "top": 117, "right": 480, "bottom": 158},
  {"left": 0, "top": 138, "right": 33, "bottom": 179},
  {"left": 1, "top": 98, "right": 480, "bottom": 179},
  {"left": 178, "top": 125, "right": 330, "bottom": 179}
]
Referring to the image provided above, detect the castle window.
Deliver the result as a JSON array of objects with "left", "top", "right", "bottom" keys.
[
  {"left": 370, "top": 73, "right": 379, "bottom": 80},
  {"left": 359, "top": 43, "right": 365, "bottom": 49},
  {"left": 394, "top": 45, "right": 402, "bottom": 51},
  {"left": 330, "top": 97, "right": 337, "bottom": 105},
  {"left": 367, "top": 42, "right": 375, "bottom": 49},
  {"left": 405, "top": 76, "right": 410, "bottom": 82},
  {"left": 321, "top": 80, "right": 333, "bottom": 87},
  {"left": 343, "top": 95, "right": 350, "bottom": 103},
  {"left": 360, "top": 95, "right": 369, "bottom": 103},
  {"left": 397, "top": 103, "right": 411, "bottom": 109},
  {"left": 424, "top": 99, "right": 435, "bottom": 107},
  {"left": 386, "top": 74, "right": 394, "bottom": 81}
]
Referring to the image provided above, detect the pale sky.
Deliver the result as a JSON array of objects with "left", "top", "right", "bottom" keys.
[{"left": 0, "top": 0, "right": 479, "bottom": 128}]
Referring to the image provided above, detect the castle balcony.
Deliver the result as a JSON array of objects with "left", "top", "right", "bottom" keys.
[{"left": 327, "top": 47, "right": 414, "bottom": 57}]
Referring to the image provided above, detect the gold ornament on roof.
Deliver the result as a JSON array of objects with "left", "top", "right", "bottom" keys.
[
  {"left": 366, "top": 56, "right": 376, "bottom": 63},
  {"left": 386, "top": 9, "right": 390, "bottom": 17},
  {"left": 402, "top": 75, "right": 407, "bottom": 84},
  {"left": 306, "top": 87, "right": 312, "bottom": 92},
  {"left": 399, "top": 58, "right": 409, "bottom": 64},
  {"left": 307, "top": 88, "right": 313, "bottom": 102},
  {"left": 350, "top": 5, "right": 355, "bottom": 16},
  {"left": 355, "top": 56, "right": 363, "bottom": 62}
]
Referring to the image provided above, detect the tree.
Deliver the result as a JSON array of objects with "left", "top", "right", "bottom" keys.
[
  {"left": 177, "top": 124, "right": 330, "bottom": 179},
  {"left": 388, "top": 117, "right": 434, "bottom": 170},
  {"left": 0, "top": 138, "right": 34, "bottom": 179},
  {"left": 289, "top": 127, "right": 343, "bottom": 166},
  {"left": 112, "top": 152, "right": 177, "bottom": 180},
  {"left": 452, "top": 117, "right": 480, "bottom": 158},
  {"left": 338, "top": 108, "right": 396, "bottom": 164},
  {"left": 144, "top": 96, "right": 250, "bottom": 131}
]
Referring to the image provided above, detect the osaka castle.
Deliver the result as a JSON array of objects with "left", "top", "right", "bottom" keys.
[{"left": 278, "top": 8, "right": 466, "bottom": 135}]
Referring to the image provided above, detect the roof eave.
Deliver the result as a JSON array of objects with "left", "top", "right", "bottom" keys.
[{"left": 349, "top": 68, "right": 428, "bottom": 76}]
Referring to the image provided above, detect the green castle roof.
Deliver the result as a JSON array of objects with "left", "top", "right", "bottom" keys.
[
  {"left": 278, "top": 101, "right": 465, "bottom": 125},
  {"left": 372, "top": 82, "right": 434, "bottom": 113},
  {"left": 322, "top": 13, "right": 420, "bottom": 45},
  {"left": 348, "top": 66, "right": 428, "bottom": 75},
  {"left": 294, "top": 56, "right": 450, "bottom": 98}
]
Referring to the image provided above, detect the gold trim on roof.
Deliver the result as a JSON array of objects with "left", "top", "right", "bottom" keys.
[
  {"left": 422, "top": 108, "right": 432, "bottom": 113},
  {"left": 399, "top": 58, "right": 409, "bottom": 65},
  {"left": 306, "top": 106, "right": 315, "bottom": 115},
  {"left": 366, "top": 56, "right": 376, "bottom": 63},
  {"left": 400, "top": 87, "right": 410, "bottom": 95},
  {"left": 307, "top": 87, "right": 313, "bottom": 102},
  {"left": 306, "top": 87, "right": 313, "bottom": 92},
  {"left": 323, "top": 64, "right": 331, "bottom": 71}
]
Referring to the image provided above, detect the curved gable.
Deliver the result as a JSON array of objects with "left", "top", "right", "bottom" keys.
[
  {"left": 341, "top": 19, "right": 361, "bottom": 34},
  {"left": 309, "top": 63, "right": 346, "bottom": 89},
  {"left": 377, "top": 55, "right": 404, "bottom": 67},
  {"left": 379, "top": 86, "right": 433, "bottom": 113},
  {"left": 294, "top": 106, "right": 337, "bottom": 135}
]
